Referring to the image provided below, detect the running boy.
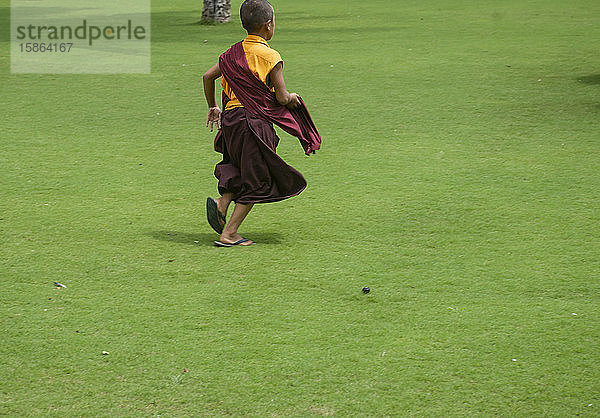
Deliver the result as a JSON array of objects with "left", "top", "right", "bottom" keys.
[{"left": 203, "top": 0, "right": 321, "bottom": 247}]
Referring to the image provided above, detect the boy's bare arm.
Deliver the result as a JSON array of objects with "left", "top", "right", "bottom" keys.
[
  {"left": 203, "top": 63, "right": 222, "bottom": 132},
  {"left": 270, "top": 62, "right": 300, "bottom": 109}
]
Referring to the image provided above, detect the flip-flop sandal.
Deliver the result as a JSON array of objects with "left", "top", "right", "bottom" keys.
[
  {"left": 206, "top": 197, "right": 226, "bottom": 234},
  {"left": 213, "top": 238, "right": 254, "bottom": 247}
]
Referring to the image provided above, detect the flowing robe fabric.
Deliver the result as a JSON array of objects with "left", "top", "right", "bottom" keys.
[{"left": 213, "top": 41, "right": 322, "bottom": 204}]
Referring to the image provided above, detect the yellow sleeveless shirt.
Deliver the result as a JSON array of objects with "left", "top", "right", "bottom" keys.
[{"left": 221, "top": 35, "right": 283, "bottom": 111}]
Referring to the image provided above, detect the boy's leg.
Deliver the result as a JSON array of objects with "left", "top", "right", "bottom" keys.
[
  {"left": 216, "top": 192, "right": 234, "bottom": 219},
  {"left": 220, "top": 202, "right": 254, "bottom": 245}
]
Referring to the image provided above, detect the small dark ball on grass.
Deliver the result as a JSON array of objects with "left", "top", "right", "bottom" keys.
[{"left": 362, "top": 287, "right": 370, "bottom": 294}]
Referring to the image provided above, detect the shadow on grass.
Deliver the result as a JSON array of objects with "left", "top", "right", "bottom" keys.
[
  {"left": 150, "top": 230, "right": 216, "bottom": 246},
  {"left": 149, "top": 230, "right": 283, "bottom": 246},
  {"left": 577, "top": 74, "right": 600, "bottom": 85}
]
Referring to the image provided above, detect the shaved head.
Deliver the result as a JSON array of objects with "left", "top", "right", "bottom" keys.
[{"left": 240, "top": 0, "right": 274, "bottom": 33}]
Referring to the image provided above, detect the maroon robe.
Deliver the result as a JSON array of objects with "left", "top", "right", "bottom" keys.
[
  {"left": 213, "top": 41, "right": 321, "bottom": 204},
  {"left": 215, "top": 41, "right": 321, "bottom": 156}
]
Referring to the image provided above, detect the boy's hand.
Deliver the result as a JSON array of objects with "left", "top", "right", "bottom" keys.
[
  {"left": 206, "top": 106, "right": 222, "bottom": 132},
  {"left": 286, "top": 93, "right": 300, "bottom": 110}
]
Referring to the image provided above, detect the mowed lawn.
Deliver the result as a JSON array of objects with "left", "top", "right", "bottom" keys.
[{"left": 1, "top": 0, "right": 599, "bottom": 415}]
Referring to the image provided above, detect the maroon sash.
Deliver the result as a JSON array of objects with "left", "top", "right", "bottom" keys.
[{"left": 216, "top": 41, "right": 321, "bottom": 155}]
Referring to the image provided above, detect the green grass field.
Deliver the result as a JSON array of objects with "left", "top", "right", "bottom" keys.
[{"left": 2, "top": 0, "right": 599, "bottom": 415}]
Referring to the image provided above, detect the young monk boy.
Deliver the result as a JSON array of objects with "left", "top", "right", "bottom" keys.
[{"left": 203, "top": 0, "right": 321, "bottom": 247}]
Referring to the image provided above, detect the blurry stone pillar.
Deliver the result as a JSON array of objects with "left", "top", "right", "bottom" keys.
[{"left": 202, "top": 0, "right": 231, "bottom": 23}]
